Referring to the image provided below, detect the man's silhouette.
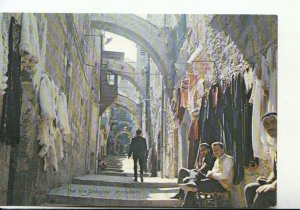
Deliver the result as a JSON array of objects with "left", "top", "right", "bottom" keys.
[{"left": 128, "top": 129, "right": 147, "bottom": 182}]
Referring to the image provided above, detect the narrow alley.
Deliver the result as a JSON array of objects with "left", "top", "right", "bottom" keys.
[{"left": 0, "top": 12, "right": 282, "bottom": 208}]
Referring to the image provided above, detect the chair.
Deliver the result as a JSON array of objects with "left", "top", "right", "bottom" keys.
[{"left": 198, "top": 191, "right": 232, "bottom": 208}]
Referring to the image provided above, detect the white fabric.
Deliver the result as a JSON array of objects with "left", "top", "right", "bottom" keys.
[
  {"left": 56, "top": 93, "right": 71, "bottom": 135},
  {"left": 266, "top": 46, "right": 277, "bottom": 112},
  {"left": 38, "top": 75, "right": 65, "bottom": 172},
  {"left": 261, "top": 55, "right": 270, "bottom": 91},
  {"left": 50, "top": 79, "right": 59, "bottom": 122},
  {"left": 37, "top": 118, "right": 51, "bottom": 158},
  {"left": 48, "top": 133, "right": 58, "bottom": 172},
  {"left": 19, "top": 13, "right": 40, "bottom": 70},
  {"left": 39, "top": 76, "right": 54, "bottom": 120},
  {"left": 243, "top": 68, "right": 254, "bottom": 93},
  {"left": 250, "top": 79, "right": 268, "bottom": 160},
  {"left": 55, "top": 127, "right": 64, "bottom": 162}
]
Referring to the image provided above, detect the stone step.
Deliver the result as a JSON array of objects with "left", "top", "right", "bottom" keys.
[
  {"left": 99, "top": 171, "right": 150, "bottom": 177},
  {"left": 104, "top": 164, "right": 123, "bottom": 168},
  {"left": 72, "top": 175, "right": 178, "bottom": 188},
  {"left": 103, "top": 168, "right": 124, "bottom": 172},
  {"left": 47, "top": 184, "right": 181, "bottom": 207}
]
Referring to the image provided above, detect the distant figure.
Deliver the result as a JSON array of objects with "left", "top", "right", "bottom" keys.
[
  {"left": 128, "top": 129, "right": 147, "bottom": 182},
  {"left": 97, "top": 156, "right": 107, "bottom": 174}
]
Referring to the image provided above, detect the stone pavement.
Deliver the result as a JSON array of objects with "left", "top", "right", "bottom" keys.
[{"left": 43, "top": 155, "right": 182, "bottom": 207}]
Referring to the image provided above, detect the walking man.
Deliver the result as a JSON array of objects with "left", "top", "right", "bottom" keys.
[{"left": 128, "top": 129, "right": 147, "bottom": 182}]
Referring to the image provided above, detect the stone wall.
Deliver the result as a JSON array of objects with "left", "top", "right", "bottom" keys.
[{"left": 0, "top": 13, "right": 101, "bottom": 205}]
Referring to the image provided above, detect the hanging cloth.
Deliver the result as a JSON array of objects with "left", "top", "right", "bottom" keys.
[
  {"left": 266, "top": 45, "right": 277, "bottom": 112},
  {"left": 188, "top": 73, "right": 199, "bottom": 111},
  {"left": 19, "top": 13, "right": 40, "bottom": 70},
  {"left": 180, "top": 79, "right": 189, "bottom": 108},
  {"left": 249, "top": 77, "right": 268, "bottom": 160}
]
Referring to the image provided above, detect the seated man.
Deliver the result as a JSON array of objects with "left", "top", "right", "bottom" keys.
[
  {"left": 180, "top": 142, "right": 234, "bottom": 207},
  {"left": 170, "top": 143, "right": 215, "bottom": 200},
  {"left": 244, "top": 112, "right": 277, "bottom": 208}
]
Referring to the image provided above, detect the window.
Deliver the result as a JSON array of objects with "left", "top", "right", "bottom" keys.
[{"left": 107, "top": 74, "right": 115, "bottom": 86}]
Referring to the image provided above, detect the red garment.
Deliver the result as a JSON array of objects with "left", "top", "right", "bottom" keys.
[
  {"left": 188, "top": 73, "right": 199, "bottom": 91},
  {"left": 188, "top": 120, "right": 199, "bottom": 142},
  {"left": 176, "top": 88, "right": 185, "bottom": 124}
]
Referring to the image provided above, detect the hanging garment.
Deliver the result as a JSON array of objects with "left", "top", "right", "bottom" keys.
[
  {"left": 261, "top": 55, "right": 270, "bottom": 92},
  {"left": 244, "top": 68, "right": 254, "bottom": 93},
  {"left": 48, "top": 131, "right": 59, "bottom": 172},
  {"left": 223, "top": 80, "right": 234, "bottom": 156},
  {"left": 19, "top": 13, "right": 40, "bottom": 70},
  {"left": 216, "top": 80, "right": 227, "bottom": 148},
  {"left": 55, "top": 127, "right": 64, "bottom": 162},
  {"left": 176, "top": 88, "right": 185, "bottom": 124},
  {"left": 38, "top": 75, "right": 62, "bottom": 171},
  {"left": 207, "top": 83, "right": 220, "bottom": 143},
  {"left": 266, "top": 46, "right": 277, "bottom": 112},
  {"left": 250, "top": 79, "right": 268, "bottom": 160},
  {"left": 198, "top": 95, "right": 208, "bottom": 144},
  {"left": 0, "top": 17, "right": 22, "bottom": 146},
  {"left": 180, "top": 79, "right": 189, "bottom": 108},
  {"left": 187, "top": 119, "right": 199, "bottom": 169},
  {"left": 188, "top": 73, "right": 199, "bottom": 111},
  {"left": 39, "top": 76, "right": 54, "bottom": 120},
  {"left": 243, "top": 85, "right": 254, "bottom": 166},
  {"left": 232, "top": 73, "right": 245, "bottom": 185},
  {"left": 37, "top": 118, "right": 50, "bottom": 158},
  {"left": 56, "top": 93, "right": 71, "bottom": 135}
]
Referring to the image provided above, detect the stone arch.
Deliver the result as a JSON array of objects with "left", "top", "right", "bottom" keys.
[
  {"left": 114, "top": 94, "right": 142, "bottom": 126},
  {"left": 90, "top": 14, "right": 176, "bottom": 97},
  {"left": 107, "top": 59, "right": 146, "bottom": 99},
  {"left": 115, "top": 131, "right": 132, "bottom": 140}
]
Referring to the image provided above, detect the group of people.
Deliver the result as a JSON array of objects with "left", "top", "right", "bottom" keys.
[
  {"left": 170, "top": 111, "right": 277, "bottom": 208},
  {"left": 127, "top": 112, "right": 277, "bottom": 208}
]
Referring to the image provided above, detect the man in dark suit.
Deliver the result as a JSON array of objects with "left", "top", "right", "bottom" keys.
[
  {"left": 170, "top": 143, "right": 215, "bottom": 200},
  {"left": 128, "top": 129, "right": 148, "bottom": 182}
]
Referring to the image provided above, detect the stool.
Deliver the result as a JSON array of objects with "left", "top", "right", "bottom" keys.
[{"left": 198, "top": 191, "right": 232, "bottom": 208}]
